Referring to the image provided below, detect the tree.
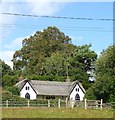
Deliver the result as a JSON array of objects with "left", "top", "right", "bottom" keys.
[
  {"left": 1, "top": 59, "right": 19, "bottom": 88},
  {"left": 69, "top": 44, "right": 97, "bottom": 89},
  {"left": 12, "top": 26, "right": 72, "bottom": 75},
  {"left": 85, "top": 46, "right": 115, "bottom": 102},
  {"left": 44, "top": 52, "right": 66, "bottom": 76},
  {"left": 0, "top": 59, "right": 13, "bottom": 76},
  {"left": 2, "top": 75, "right": 19, "bottom": 88}
]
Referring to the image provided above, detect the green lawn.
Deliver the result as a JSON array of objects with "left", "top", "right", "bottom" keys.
[{"left": 2, "top": 107, "right": 113, "bottom": 118}]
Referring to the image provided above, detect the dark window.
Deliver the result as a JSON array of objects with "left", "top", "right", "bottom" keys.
[
  {"left": 51, "top": 96, "right": 55, "bottom": 99},
  {"left": 25, "top": 93, "right": 30, "bottom": 99},
  {"left": 76, "top": 88, "right": 79, "bottom": 92},
  {"left": 46, "top": 96, "right": 55, "bottom": 99},
  {"left": 25, "top": 86, "right": 29, "bottom": 90},
  {"left": 75, "top": 93, "right": 80, "bottom": 100},
  {"left": 26, "top": 86, "right": 28, "bottom": 90},
  {"left": 46, "top": 96, "right": 50, "bottom": 99},
  {"left": 62, "top": 96, "right": 64, "bottom": 100},
  {"left": 28, "top": 87, "right": 29, "bottom": 90},
  {"left": 42, "top": 95, "right": 44, "bottom": 99}
]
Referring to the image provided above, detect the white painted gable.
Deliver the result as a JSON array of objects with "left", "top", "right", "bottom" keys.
[
  {"left": 20, "top": 82, "right": 37, "bottom": 100},
  {"left": 69, "top": 84, "right": 85, "bottom": 101}
]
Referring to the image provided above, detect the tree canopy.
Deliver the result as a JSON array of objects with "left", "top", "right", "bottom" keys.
[{"left": 85, "top": 46, "right": 115, "bottom": 102}]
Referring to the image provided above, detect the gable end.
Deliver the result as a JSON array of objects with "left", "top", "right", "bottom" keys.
[
  {"left": 20, "top": 80, "right": 37, "bottom": 94},
  {"left": 69, "top": 82, "right": 85, "bottom": 96}
]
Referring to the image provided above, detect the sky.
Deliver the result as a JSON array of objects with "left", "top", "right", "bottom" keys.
[{"left": 1, "top": 0, "right": 114, "bottom": 69}]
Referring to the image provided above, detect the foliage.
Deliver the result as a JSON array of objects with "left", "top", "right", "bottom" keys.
[
  {"left": 0, "top": 59, "right": 13, "bottom": 76},
  {"left": 1, "top": 59, "right": 20, "bottom": 96},
  {"left": 27, "top": 75, "right": 65, "bottom": 82},
  {"left": 68, "top": 44, "right": 97, "bottom": 89},
  {"left": 12, "top": 26, "right": 72, "bottom": 74},
  {"left": 1, "top": 59, "right": 19, "bottom": 88},
  {"left": 85, "top": 46, "right": 115, "bottom": 102},
  {"left": 6, "top": 86, "right": 20, "bottom": 96},
  {"left": 2, "top": 75, "right": 19, "bottom": 87}
]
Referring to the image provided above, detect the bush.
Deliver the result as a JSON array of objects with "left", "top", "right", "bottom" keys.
[{"left": 5, "top": 86, "right": 20, "bottom": 96}]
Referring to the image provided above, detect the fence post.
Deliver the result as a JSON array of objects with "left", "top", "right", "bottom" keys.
[
  {"left": 58, "top": 99, "right": 60, "bottom": 108},
  {"left": 48, "top": 100, "right": 50, "bottom": 108},
  {"left": 28, "top": 100, "right": 30, "bottom": 107},
  {"left": 100, "top": 99, "right": 103, "bottom": 110},
  {"left": 66, "top": 98, "right": 68, "bottom": 107},
  {"left": 6, "top": 100, "right": 8, "bottom": 107},
  {"left": 85, "top": 99, "right": 87, "bottom": 109},
  {"left": 71, "top": 100, "right": 74, "bottom": 108},
  {"left": 96, "top": 100, "right": 98, "bottom": 109}
]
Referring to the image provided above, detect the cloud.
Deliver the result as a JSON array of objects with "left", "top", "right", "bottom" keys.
[
  {"left": 1, "top": 36, "right": 26, "bottom": 69},
  {"left": 1, "top": 0, "right": 65, "bottom": 39},
  {"left": 3, "top": 31, "right": 37, "bottom": 50},
  {"left": 4, "top": 37, "right": 24, "bottom": 50},
  {"left": 95, "top": 51, "right": 101, "bottom": 58},
  {"left": 71, "top": 36, "right": 84, "bottom": 43},
  {"left": 0, "top": 51, "right": 15, "bottom": 69},
  {"left": 72, "top": 36, "right": 83, "bottom": 41},
  {"left": 1, "top": 1, "right": 17, "bottom": 24},
  {"left": 2, "top": 32, "right": 36, "bottom": 68},
  {"left": 24, "top": 1, "right": 65, "bottom": 15},
  {"left": 1, "top": 1, "right": 65, "bottom": 23}
]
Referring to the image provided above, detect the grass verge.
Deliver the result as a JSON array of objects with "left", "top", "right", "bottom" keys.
[{"left": 2, "top": 107, "right": 113, "bottom": 118}]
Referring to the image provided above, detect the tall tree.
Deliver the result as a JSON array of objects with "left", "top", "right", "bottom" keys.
[
  {"left": 68, "top": 44, "right": 97, "bottom": 89},
  {"left": 85, "top": 46, "right": 115, "bottom": 102},
  {"left": 12, "top": 26, "right": 72, "bottom": 75}
]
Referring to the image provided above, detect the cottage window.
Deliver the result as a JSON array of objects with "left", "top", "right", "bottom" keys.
[
  {"left": 76, "top": 88, "right": 79, "bottom": 92},
  {"left": 28, "top": 87, "right": 29, "bottom": 90},
  {"left": 46, "top": 96, "right": 55, "bottom": 99},
  {"left": 62, "top": 96, "right": 64, "bottom": 100},
  {"left": 25, "top": 86, "right": 29, "bottom": 90},
  {"left": 51, "top": 96, "right": 55, "bottom": 99},
  {"left": 46, "top": 96, "right": 50, "bottom": 99},
  {"left": 26, "top": 86, "right": 28, "bottom": 90}
]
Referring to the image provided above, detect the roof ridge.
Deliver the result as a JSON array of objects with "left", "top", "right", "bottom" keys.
[{"left": 15, "top": 79, "right": 27, "bottom": 86}]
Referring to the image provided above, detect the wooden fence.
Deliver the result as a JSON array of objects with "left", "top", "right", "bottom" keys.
[{"left": 1, "top": 99, "right": 114, "bottom": 109}]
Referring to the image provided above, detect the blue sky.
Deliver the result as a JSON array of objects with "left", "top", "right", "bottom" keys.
[{"left": 1, "top": 1, "right": 113, "bottom": 68}]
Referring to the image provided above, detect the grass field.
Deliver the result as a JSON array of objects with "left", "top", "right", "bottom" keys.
[{"left": 2, "top": 107, "right": 113, "bottom": 118}]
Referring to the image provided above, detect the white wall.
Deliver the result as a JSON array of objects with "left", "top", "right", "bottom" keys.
[
  {"left": 69, "top": 84, "right": 85, "bottom": 101},
  {"left": 20, "top": 82, "right": 37, "bottom": 100}
]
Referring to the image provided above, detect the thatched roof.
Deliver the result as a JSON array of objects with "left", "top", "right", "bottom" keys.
[{"left": 16, "top": 80, "right": 85, "bottom": 96}]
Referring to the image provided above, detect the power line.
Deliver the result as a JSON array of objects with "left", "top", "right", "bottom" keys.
[
  {"left": 1, "top": 23, "right": 113, "bottom": 29},
  {"left": 1, "top": 24, "right": 114, "bottom": 32},
  {"left": 2, "top": 12, "right": 115, "bottom": 21}
]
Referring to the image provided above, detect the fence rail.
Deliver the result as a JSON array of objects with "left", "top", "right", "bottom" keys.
[{"left": 1, "top": 99, "right": 114, "bottom": 109}]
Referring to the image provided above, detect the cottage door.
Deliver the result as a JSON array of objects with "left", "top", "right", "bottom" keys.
[
  {"left": 75, "top": 93, "right": 80, "bottom": 100},
  {"left": 25, "top": 93, "right": 30, "bottom": 99}
]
